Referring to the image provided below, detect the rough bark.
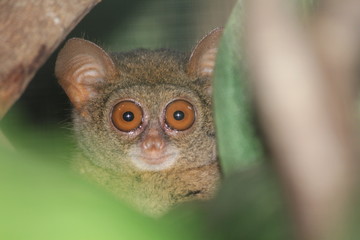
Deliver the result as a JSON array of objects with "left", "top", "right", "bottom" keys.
[{"left": 0, "top": 0, "right": 101, "bottom": 119}]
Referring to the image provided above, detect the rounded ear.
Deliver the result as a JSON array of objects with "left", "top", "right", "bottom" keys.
[
  {"left": 55, "top": 38, "right": 117, "bottom": 111},
  {"left": 187, "top": 27, "right": 223, "bottom": 79}
]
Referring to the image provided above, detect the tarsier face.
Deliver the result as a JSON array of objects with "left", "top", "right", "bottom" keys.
[
  {"left": 55, "top": 28, "right": 222, "bottom": 215},
  {"left": 75, "top": 75, "right": 215, "bottom": 174},
  {"left": 82, "top": 79, "right": 216, "bottom": 171}
]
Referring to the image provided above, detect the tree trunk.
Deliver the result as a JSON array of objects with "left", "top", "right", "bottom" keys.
[{"left": 0, "top": 0, "right": 101, "bottom": 119}]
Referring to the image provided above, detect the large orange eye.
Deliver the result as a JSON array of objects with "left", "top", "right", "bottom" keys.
[
  {"left": 165, "top": 100, "right": 195, "bottom": 131},
  {"left": 112, "top": 101, "right": 143, "bottom": 132}
]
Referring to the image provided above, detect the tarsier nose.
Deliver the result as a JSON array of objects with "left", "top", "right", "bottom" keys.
[{"left": 142, "top": 129, "right": 165, "bottom": 152}]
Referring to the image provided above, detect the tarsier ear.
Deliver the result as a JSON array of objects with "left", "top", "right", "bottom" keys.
[
  {"left": 55, "top": 38, "right": 117, "bottom": 111},
  {"left": 187, "top": 27, "right": 223, "bottom": 79}
]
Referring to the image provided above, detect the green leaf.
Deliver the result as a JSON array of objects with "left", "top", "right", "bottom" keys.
[
  {"left": 213, "top": 1, "right": 264, "bottom": 175},
  {"left": 0, "top": 145, "right": 198, "bottom": 240}
]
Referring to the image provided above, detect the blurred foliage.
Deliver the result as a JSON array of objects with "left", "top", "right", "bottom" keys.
[
  {"left": 164, "top": 166, "right": 291, "bottom": 240},
  {"left": 71, "top": 0, "right": 235, "bottom": 51},
  {"left": 213, "top": 1, "right": 264, "bottom": 174},
  {"left": 1, "top": 110, "right": 73, "bottom": 164}
]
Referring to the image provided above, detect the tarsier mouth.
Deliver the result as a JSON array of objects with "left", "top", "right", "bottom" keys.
[
  {"left": 129, "top": 151, "right": 178, "bottom": 171},
  {"left": 135, "top": 153, "right": 176, "bottom": 165}
]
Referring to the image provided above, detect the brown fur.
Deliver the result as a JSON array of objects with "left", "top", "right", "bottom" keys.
[{"left": 56, "top": 29, "right": 223, "bottom": 216}]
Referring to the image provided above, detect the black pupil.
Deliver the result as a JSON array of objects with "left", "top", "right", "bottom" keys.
[
  {"left": 123, "top": 112, "right": 134, "bottom": 122},
  {"left": 173, "top": 111, "right": 185, "bottom": 121}
]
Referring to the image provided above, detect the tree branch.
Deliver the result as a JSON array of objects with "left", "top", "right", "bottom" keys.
[
  {"left": 244, "top": 0, "right": 359, "bottom": 239},
  {"left": 0, "top": 0, "right": 101, "bottom": 119}
]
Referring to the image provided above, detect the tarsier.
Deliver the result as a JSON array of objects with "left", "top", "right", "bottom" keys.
[{"left": 55, "top": 28, "right": 223, "bottom": 216}]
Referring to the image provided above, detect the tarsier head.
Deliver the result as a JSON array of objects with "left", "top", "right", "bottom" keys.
[{"left": 55, "top": 28, "right": 223, "bottom": 215}]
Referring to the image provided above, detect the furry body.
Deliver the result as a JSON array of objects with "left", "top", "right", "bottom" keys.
[
  {"left": 72, "top": 50, "right": 220, "bottom": 215},
  {"left": 55, "top": 29, "right": 223, "bottom": 216}
]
